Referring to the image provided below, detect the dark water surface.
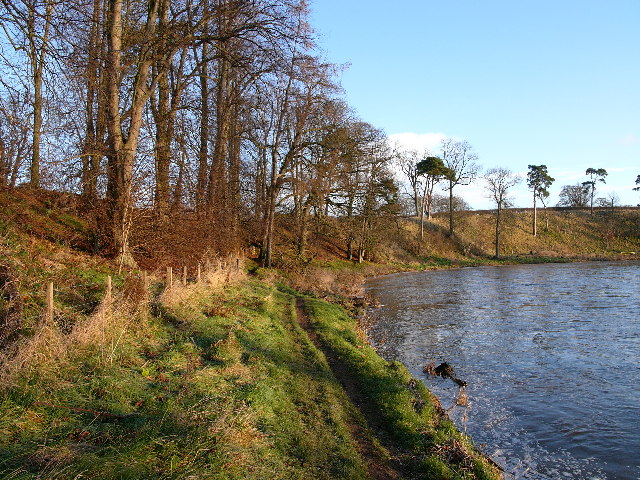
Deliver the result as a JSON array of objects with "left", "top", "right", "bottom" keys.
[{"left": 366, "top": 261, "right": 640, "bottom": 480}]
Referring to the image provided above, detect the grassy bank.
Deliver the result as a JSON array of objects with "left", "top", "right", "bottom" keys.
[{"left": 0, "top": 270, "right": 501, "bottom": 479}]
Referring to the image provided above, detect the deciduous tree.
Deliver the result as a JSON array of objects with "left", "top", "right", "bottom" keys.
[
  {"left": 394, "top": 148, "right": 422, "bottom": 217},
  {"left": 0, "top": 92, "right": 30, "bottom": 186},
  {"left": 484, "top": 167, "right": 520, "bottom": 258},
  {"left": 441, "top": 139, "right": 479, "bottom": 235},
  {"left": 557, "top": 183, "right": 590, "bottom": 207},
  {"left": 0, "top": 0, "right": 56, "bottom": 188}
]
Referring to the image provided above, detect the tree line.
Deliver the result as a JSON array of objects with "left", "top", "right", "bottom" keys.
[
  {"left": 393, "top": 140, "right": 637, "bottom": 257},
  {"left": 2, "top": 1, "right": 637, "bottom": 266},
  {"left": 0, "top": 0, "right": 398, "bottom": 267}
]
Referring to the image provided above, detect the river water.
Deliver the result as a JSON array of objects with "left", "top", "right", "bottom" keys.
[{"left": 365, "top": 261, "right": 640, "bottom": 480}]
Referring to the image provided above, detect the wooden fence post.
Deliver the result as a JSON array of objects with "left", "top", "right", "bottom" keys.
[
  {"left": 101, "top": 276, "right": 112, "bottom": 362},
  {"left": 105, "top": 275, "right": 112, "bottom": 305},
  {"left": 167, "top": 266, "right": 173, "bottom": 289},
  {"left": 182, "top": 266, "right": 187, "bottom": 286},
  {"left": 45, "top": 281, "right": 54, "bottom": 324}
]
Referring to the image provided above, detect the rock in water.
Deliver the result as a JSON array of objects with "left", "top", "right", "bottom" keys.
[{"left": 426, "top": 362, "right": 468, "bottom": 387}]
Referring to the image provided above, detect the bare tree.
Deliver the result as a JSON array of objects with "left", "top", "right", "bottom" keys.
[
  {"left": 79, "top": 0, "right": 107, "bottom": 206},
  {"left": 394, "top": 148, "right": 422, "bottom": 217},
  {"left": 0, "top": 91, "right": 30, "bottom": 186},
  {"left": 557, "top": 183, "right": 590, "bottom": 207},
  {"left": 484, "top": 167, "right": 521, "bottom": 258},
  {"left": 103, "top": 0, "right": 161, "bottom": 265},
  {"left": 430, "top": 193, "right": 470, "bottom": 213},
  {"left": 330, "top": 123, "right": 397, "bottom": 262},
  {"left": 441, "top": 139, "right": 480, "bottom": 235},
  {"left": 596, "top": 192, "right": 619, "bottom": 211},
  {"left": 150, "top": 0, "right": 192, "bottom": 219},
  {"left": 583, "top": 167, "right": 607, "bottom": 214},
  {"left": 0, "top": 0, "right": 56, "bottom": 188}
]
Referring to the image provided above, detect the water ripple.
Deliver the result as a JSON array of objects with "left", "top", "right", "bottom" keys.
[{"left": 367, "top": 261, "right": 640, "bottom": 480}]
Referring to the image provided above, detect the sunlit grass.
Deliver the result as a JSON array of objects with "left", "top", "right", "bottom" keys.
[{"left": 0, "top": 279, "right": 371, "bottom": 479}]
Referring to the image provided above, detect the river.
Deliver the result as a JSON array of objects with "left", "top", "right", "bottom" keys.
[{"left": 365, "top": 261, "right": 640, "bottom": 480}]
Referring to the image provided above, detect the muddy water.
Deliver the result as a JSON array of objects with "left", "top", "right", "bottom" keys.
[{"left": 366, "top": 261, "right": 640, "bottom": 479}]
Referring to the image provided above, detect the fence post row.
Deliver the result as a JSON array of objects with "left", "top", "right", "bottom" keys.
[{"left": 42, "top": 257, "right": 246, "bottom": 325}]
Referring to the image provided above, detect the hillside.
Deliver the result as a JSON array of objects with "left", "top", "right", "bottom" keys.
[
  {"left": 394, "top": 207, "right": 639, "bottom": 262},
  {"left": 0, "top": 188, "right": 504, "bottom": 478},
  {"left": 0, "top": 187, "right": 638, "bottom": 479}
]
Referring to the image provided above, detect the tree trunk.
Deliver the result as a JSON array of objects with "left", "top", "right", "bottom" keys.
[
  {"left": 105, "top": 0, "right": 157, "bottom": 265},
  {"left": 207, "top": 54, "right": 231, "bottom": 221},
  {"left": 81, "top": 0, "right": 104, "bottom": 206},
  {"left": 227, "top": 83, "right": 242, "bottom": 241},
  {"left": 495, "top": 202, "right": 501, "bottom": 258},
  {"left": 30, "top": 68, "right": 43, "bottom": 188},
  {"left": 152, "top": 0, "right": 176, "bottom": 220},
  {"left": 27, "top": 1, "right": 53, "bottom": 188},
  {"left": 448, "top": 181, "right": 454, "bottom": 236},
  {"left": 196, "top": 42, "right": 209, "bottom": 212},
  {"left": 255, "top": 144, "right": 267, "bottom": 224},
  {"left": 532, "top": 192, "right": 538, "bottom": 237},
  {"left": 172, "top": 143, "right": 185, "bottom": 211},
  {"left": 153, "top": 78, "right": 172, "bottom": 218},
  {"left": 413, "top": 186, "right": 420, "bottom": 217},
  {"left": 419, "top": 182, "right": 428, "bottom": 241}
]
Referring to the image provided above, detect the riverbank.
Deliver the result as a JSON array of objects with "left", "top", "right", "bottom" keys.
[
  {"left": 0, "top": 266, "right": 503, "bottom": 479},
  {"left": 1, "top": 188, "right": 638, "bottom": 478}
]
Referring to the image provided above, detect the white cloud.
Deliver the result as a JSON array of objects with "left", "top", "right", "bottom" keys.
[{"left": 387, "top": 132, "right": 448, "bottom": 153}]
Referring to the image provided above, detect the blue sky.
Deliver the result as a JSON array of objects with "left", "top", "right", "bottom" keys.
[{"left": 310, "top": 0, "right": 640, "bottom": 208}]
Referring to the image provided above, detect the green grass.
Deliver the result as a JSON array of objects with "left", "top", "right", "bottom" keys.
[
  {"left": 0, "top": 276, "right": 502, "bottom": 479},
  {"left": 301, "top": 295, "right": 502, "bottom": 479},
  {"left": 0, "top": 280, "right": 371, "bottom": 479}
]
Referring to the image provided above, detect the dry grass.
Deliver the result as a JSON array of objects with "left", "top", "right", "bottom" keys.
[
  {"left": 159, "top": 259, "right": 247, "bottom": 307},
  {"left": 419, "top": 208, "right": 640, "bottom": 259},
  {"left": 0, "top": 283, "right": 147, "bottom": 389}
]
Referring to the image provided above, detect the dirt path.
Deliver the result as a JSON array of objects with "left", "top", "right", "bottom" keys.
[{"left": 295, "top": 298, "right": 402, "bottom": 480}]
